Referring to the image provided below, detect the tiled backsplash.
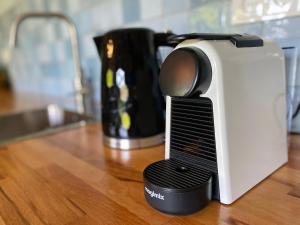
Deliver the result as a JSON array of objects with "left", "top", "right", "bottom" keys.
[{"left": 1, "top": 0, "right": 300, "bottom": 131}]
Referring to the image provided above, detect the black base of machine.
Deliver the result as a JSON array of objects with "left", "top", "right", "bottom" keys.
[{"left": 143, "top": 159, "right": 212, "bottom": 215}]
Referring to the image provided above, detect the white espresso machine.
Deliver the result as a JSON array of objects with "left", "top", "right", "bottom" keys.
[{"left": 143, "top": 34, "right": 288, "bottom": 215}]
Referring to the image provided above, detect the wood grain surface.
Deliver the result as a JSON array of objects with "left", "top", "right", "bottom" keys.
[{"left": 0, "top": 124, "right": 299, "bottom": 225}]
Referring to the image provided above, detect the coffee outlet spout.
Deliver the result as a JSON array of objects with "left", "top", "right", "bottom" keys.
[
  {"left": 143, "top": 159, "right": 214, "bottom": 215},
  {"left": 143, "top": 33, "right": 288, "bottom": 215}
]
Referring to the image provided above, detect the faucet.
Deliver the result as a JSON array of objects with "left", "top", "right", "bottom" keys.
[{"left": 9, "top": 12, "right": 87, "bottom": 114}]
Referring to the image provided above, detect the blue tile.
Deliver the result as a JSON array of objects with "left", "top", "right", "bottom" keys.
[
  {"left": 64, "top": 40, "right": 73, "bottom": 60},
  {"left": 141, "top": 17, "right": 165, "bottom": 31},
  {"left": 59, "top": 77, "right": 74, "bottom": 95},
  {"left": 51, "top": 42, "right": 59, "bottom": 64},
  {"left": 89, "top": 0, "right": 123, "bottom": 32},
  {"left": 190, "top": 0, "right": 210, "bottom": 8},
  {"left": 76, "top": 10, "right": 92, "bottom": 34},
  {"left": 62, "top": 60, "right": 75, "bottom": 78},
  {"left": 122, "top": 0, "right": 140, "bottom": 23},
  {"left": 262, "top": 17, "right": 300, "bottom": 40},
  {"left": 80, "top": 33, "right": 98, "bottom": 59},
  {"left": 162, "top": 0, "right": 190, "bottom": 14},
  {"left": 35, "top": 44, "right": 52, "bottom": 64},
  {"left": 49, "top": 62, "right": 61, "bottom": 77}
]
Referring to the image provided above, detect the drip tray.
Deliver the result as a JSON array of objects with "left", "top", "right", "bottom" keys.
[{"left": 143, "top": 159, "right": 212, "bottom": 215}]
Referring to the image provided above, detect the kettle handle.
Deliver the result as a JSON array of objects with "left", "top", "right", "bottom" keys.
[{"left": 154, "top": 32, "right": 177, "bottom": 48}]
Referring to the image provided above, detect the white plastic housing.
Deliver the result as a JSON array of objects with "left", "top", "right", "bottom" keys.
[{"left": 165, "top": 39, "right": 288, "bottom": 204}]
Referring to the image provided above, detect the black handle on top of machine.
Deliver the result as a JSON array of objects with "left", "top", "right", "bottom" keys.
[
  {"left": 167, "top": 33, "right": 264, "bottom": 48},
  {"left": 154, "top": 32, "right": 177, "bottom": 48}
]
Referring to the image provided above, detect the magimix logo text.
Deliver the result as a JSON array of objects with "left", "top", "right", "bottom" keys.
[{"left": 145, "top": 187, "right": 165, "bottom": 200}]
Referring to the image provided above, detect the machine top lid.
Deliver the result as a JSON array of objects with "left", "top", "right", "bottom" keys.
[{"left": 168, "top": 33, "right": 263, "bottom": 48}]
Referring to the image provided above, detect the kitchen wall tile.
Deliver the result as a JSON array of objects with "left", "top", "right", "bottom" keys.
[
  {"left": 65, "top": 0, "right": 81, "bottom": 15},
  {"left": 189, "top": 1, "right": 225, "bottom": 33},
  {"left": 17, "top": 0, "right": 33, "bottom": 13},
  {"left": 66, "top": 0, "right": 97, "bottom": 14},
  {"left": 36, "top": 44, "right": 51, "bottom": 64},
  {"left": 18, "top": 64, "right": 32, "bottom": 86},
  {"left": 28, "top": 0, "right": 46, "bottom": 11},
  {"left": 73, "top": 10, "right": 91, "bottom": 34},
  {"left": 48, "top": 0, "right": 61, "bottom": 12},
  {"left": 49, "top": 42, "right": 61, "bottom": 63},
  {"left": 7, "top": 62, "right": 21, "bottom": 91},
  {"left": 23, "top": 44, "right": 37, "bottom": 61},
  {"left": 31, "top": 64, "right": 42, "bottom": 79},
  {"left": 190, "top": 0, "right": 210, "bottom": 8},
  {"left": 122, "top": 0, "right": 140, "bottom": 23},
  {"left": 58, "top": 23, "right": 70, "bottom": 41},
  {"left": 40, "top": 76, "right": 58, "bottom": 96},
  {"left": 58, "top": 0, "right": 69, "bottom": 13},
  {"left": 140, "top": 0, "right": 162, "bottom": 20},
  {"left": 81, "top": 33, "right": 98, "bottom": 59},
  {"left": 54, "top": 40, "right": 67, "bottom": 63},
  {"left": 17, "top": 25, "right": 30, "bottom": 46},
  {"left": 0, "top": 36, "right": 4, "bottom": 50},
  {"left": 59, "top": 77, "right": 75, "bottom": 95},
  {"left": 42, "top": 0, "right": 49, "bottom": 11},
  {"left": 47, "top": 65, "right": 58, "bottom": 78},
  {"left": 140, "top": 17, "right": 166, "bottom": 31},
  {"left": 164, "top": 12, "right": 190, "bottom": 33},
  {"left": 53, "top": 22, "right": 63, "bottom": 40},
  {"left": 91, "top": 0, "right": 123, "bottom": 32},
  {"left": 40, "top": 64, "right": 50, "bottom": 77},
  {"left": 162, "top": 0, "right": 190, "bottom": 14},
  {"left": 263, "top": 17, "right": 300, "bottom": 40},
  {"left": 63, "top": 59, "right": 76, "bottom": 78},
  {"left": 64, "top": 39, "right": 73, "bottom": 62},
  {"left": 123, "top": 20, "right": 143, "bottom": 29},
  {"left": 0, "top": 23, "right": 8, "bottom": 49},
  {"left": 44, "top": 23, "right": 57, "bottom": 43},
  {"left": 159, "top": 46, "right": 173, "bottom": 62}
]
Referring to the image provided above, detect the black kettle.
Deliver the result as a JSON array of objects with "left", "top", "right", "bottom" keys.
[{"left": 94, "top": 28, "right": 174, "bottom": 149}]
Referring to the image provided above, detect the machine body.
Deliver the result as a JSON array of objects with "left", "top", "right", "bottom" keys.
[{"left": 144, "top": 34, "right": 288, "bottom": 214}]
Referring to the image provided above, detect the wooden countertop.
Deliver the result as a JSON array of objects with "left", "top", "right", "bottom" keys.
[{"left": 0, "top": 124, "right": 299, "bottom": 225}]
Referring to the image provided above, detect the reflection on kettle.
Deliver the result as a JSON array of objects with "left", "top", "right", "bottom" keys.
[{"left": 94, "top": 28, "right": 174, "bottom": 150}]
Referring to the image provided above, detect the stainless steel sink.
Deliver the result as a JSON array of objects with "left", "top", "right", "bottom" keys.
[{"left": 0, "top": 105, "right": 93, "bottom": 144}]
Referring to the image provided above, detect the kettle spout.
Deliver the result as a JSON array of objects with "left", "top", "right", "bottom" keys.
[{"left": 93, "top": 35, "right": 103, "bottom": 56}]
